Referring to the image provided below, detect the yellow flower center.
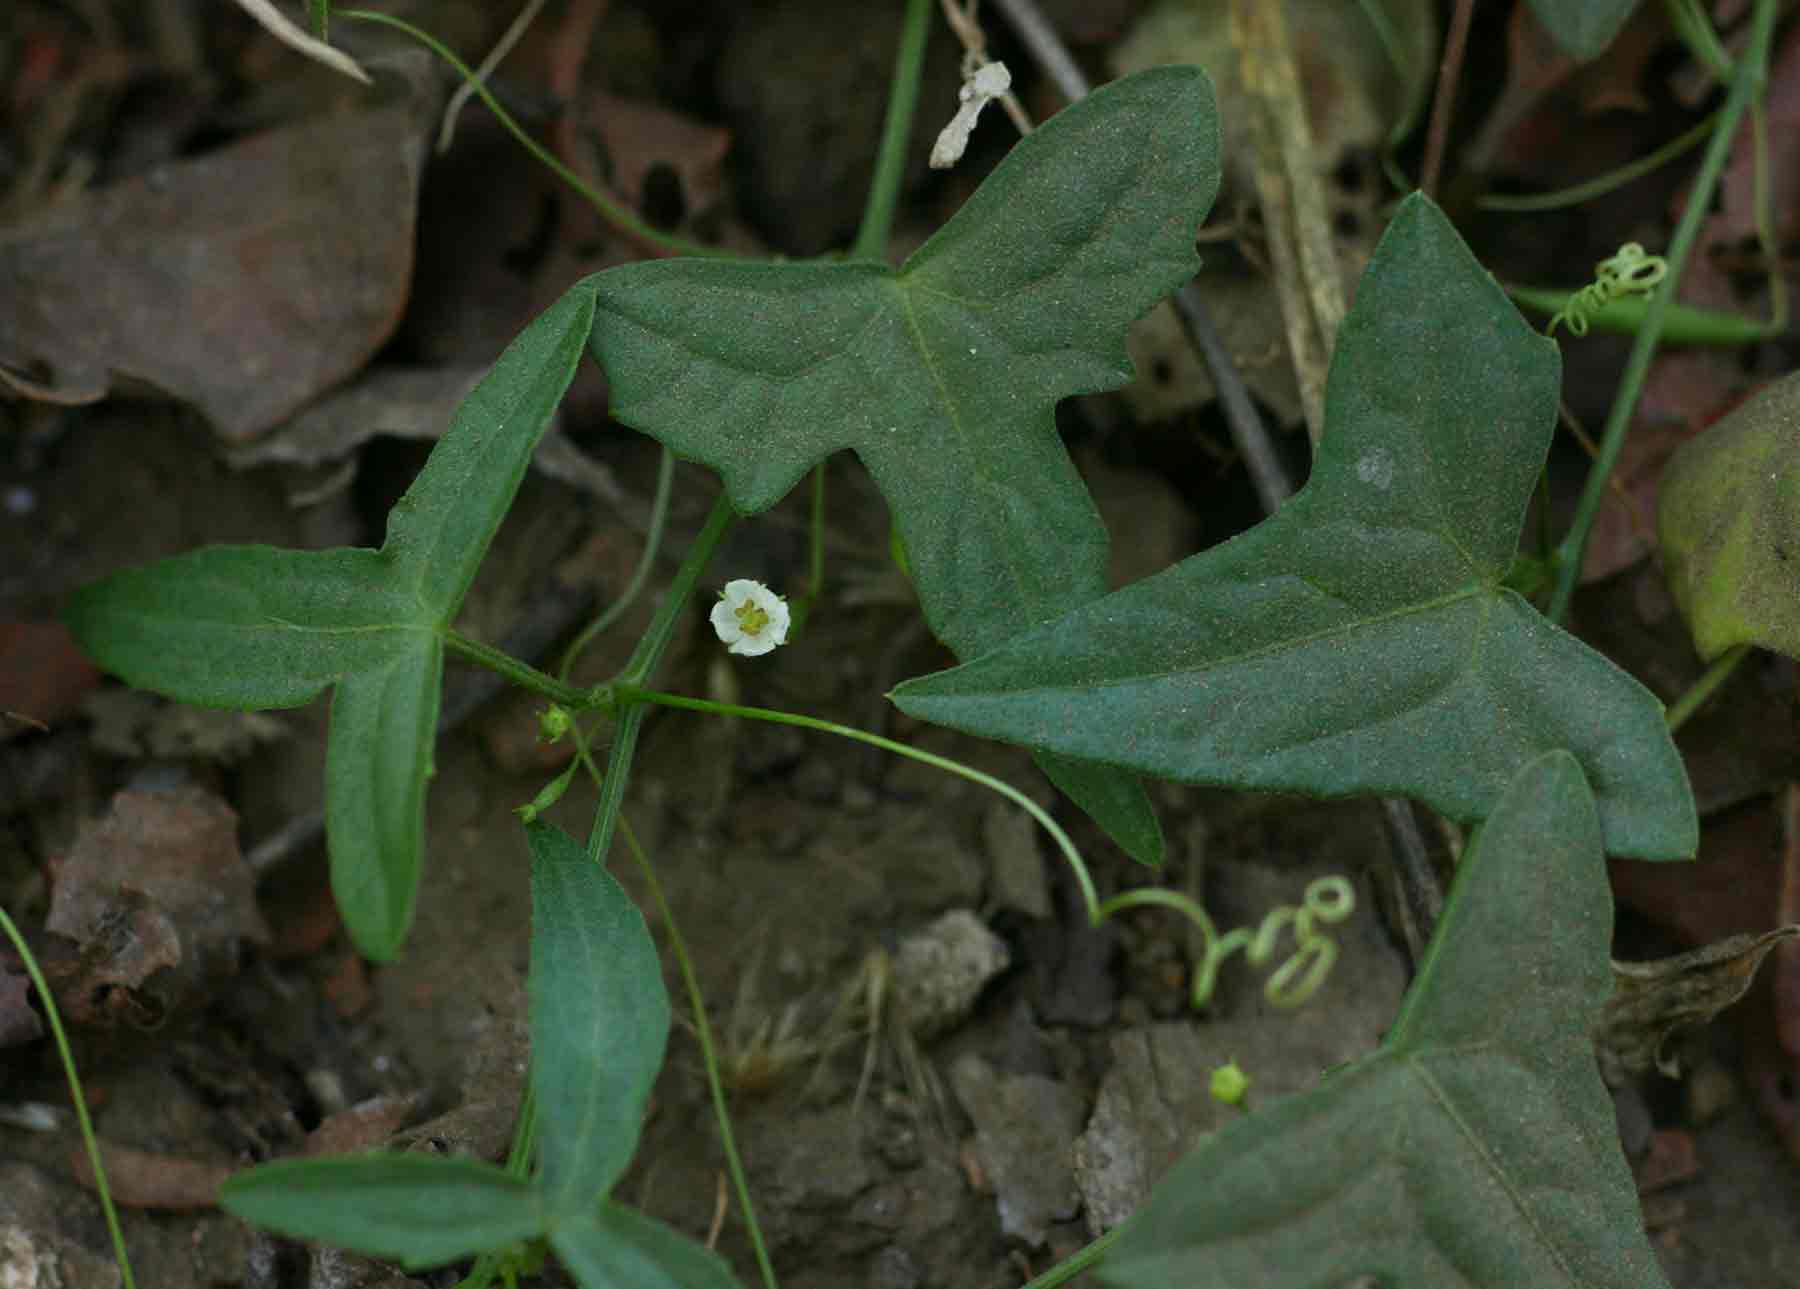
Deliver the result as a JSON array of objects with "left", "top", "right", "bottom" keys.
[{"left": 734, "top": 600, "right": 770, "bottom": 636}]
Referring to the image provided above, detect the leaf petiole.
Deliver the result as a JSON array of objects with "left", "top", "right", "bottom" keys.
[{"left": 444, "top": 629, "right": 592, "bottom": 708}]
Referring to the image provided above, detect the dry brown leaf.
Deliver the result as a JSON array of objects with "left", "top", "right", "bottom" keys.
[
  {"left": 584, "top": 89, "right": 731, "bottom": 218},
  {"left": 0, "top": 50, "right": 435, "bottom": 442},
  {"left": 305, "top": 1091, "right": 426, "bottom": 1157},
  {"left": 1601, "top": 926, "right": 1800, "bottom": 1080},
  {"left": 46, "top": 786, "right": 269, "bottom": 1027},
  {"left": 224, "top": 364, "right": 632, "bottom": 516},
  {"left": 70, "top": 1139, "right": 231, "bottom": 1210}
]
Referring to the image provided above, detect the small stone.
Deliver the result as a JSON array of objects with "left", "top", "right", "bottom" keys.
[
  {"left": 891, "top": 910, "right": 1011, "bottom": 1038},
  {"left": 950, "top": 1053, "right": 1086, "bottom": 1247},
  {"left": 868, "top": 1244, "right": 921, "bottom": 1289}
]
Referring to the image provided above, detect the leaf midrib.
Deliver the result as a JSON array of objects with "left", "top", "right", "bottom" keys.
[
  {"left": 955, "top": 581, "right": 1498, "bottom": 692},
  {"left": 890, "top": 277, "right": 1050, "bottom": 632},
  {"left": 1403, "top": 1048, "right": 1581, "bottom": 1284},
  {"left": 259, "top": 618, "right": 433, "bottom": 637}
]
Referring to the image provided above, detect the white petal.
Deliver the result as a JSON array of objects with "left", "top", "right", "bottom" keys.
[
  {"left": 729, "top": 631, "right": 779, "bottom": 657},
  {"left": 710, "top": 597, "right": 745, "bottom": 644},
  {"left": 760, "top": 595, "right": 792, "bottom": 645}
]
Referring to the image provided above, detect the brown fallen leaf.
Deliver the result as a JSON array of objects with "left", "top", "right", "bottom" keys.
[
  {"left": 69, "top": 1139, "right": 231, "bottom": 1210},
  {"left": 0, "top": 621, "right": 101, "bottom": 739},
  {"left": 224, "top": 364, "right": 634, "bottom": 518},
  {"left": 305, "top": 1091, "right": 425, "bottom": 1157},
  {"left": 46, "top": 785, "right": 269, "bottom": 1027},
  {"left": 0, "top": 49, "right": 435, "bottom": 442},
  {"left": 1600, "top": 925, "right": 1800, "bottom": 1080},
  {"left": 1470, "top": 0, "right": 1667, "bottom": 181},
  {"left": 584, "top": 89, "right": 732, "bottom": 220}
]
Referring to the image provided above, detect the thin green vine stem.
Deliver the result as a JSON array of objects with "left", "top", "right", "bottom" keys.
[
  {"left": 619, "top": 685, "right": 1101, "bottom": 920},
  {"left": 1664, "top": 0, "right": 1732, "bottom": 81},
  {"left": 1478, "top": 111, "right": 1717, "bottom": 213},
  {"left": 1020, "top": 1217, "right": 1135, "bottom": 1288},
  {"left": 584, "top": 703, "right": 645, "bottom": 867},
  {"left": 559, "top": 445, "right": 678, "bottom": 683},
  {"left": 851, "top": 0, "right": 934, "bottom": 261},
  {"left": 0, "top": 907, "right": 136, "bottom": 1289},
  {"left": 1665, "top": 642, "right": 1751, "bottom": 733},
  {"left": 580, "top": 494, "right": 739, "bottom": 866},
  {"left": 617, "top": 493, "right": 739, "bottom": 688},
  {"left": 442, "top": 629, "right": 592, "bottom": 709},
  {"left": 788, "top": 463, "right": 827, "bottom": 634},
  {"left": 338, "top": 8, "right": 727, "bottom": 260},
  {"left": 1548, "top": 0, "right": 1775, "bottom": 624},
  {"left": 615, "top": 813, "right": 778, "bottom": 1289}
]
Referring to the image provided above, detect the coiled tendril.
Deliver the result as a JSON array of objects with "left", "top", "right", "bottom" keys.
[
  {"left": 1100, "top": 876, "right": 1357, "bottom": 1009},
  {"left": 1549, "top": 242, "right": 1668, "bottom": 336}
]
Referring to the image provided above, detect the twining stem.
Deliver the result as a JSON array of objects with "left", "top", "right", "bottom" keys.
[
  {"left": 559, "top": 445, "right": 678, "bottom": 683},
  {"left": 618, "top": 685, "right": 1100, "bottom": 919},
  {"left": 436, "top": 0, "right": 545, "bottom": 154},
  {"left": 0, "top": 907, "right": 137, "bottom": 1289},
  {"left": 851, "top": 0, "right": 934, "bottom": 262},
  {"left": 1418, "top": 0, "right": 1474, "bottom": 199},
  {"left": 617, "top": 494, "right": 738, "bottom": 688},
  {"left": 584, "top": 703, "right": 645, "bottom": 868},
  {"left": 338, "top": 8, "right": 725, "bottom": 260},
  {"left": 615, "top": 814, "right": 778, "bottom": 1289},
  {"left": 1665, "top": 642, "right": 1751, "bottom": 733},
  {"left": 443, "top": 629, "right": 591, "bottom": 709},
  {"left": 1480, "top": 111, "right": 1718, "bottom": 213},
  {"left": 583, "top": 492, "right": 738, "bottom": 864},
  {"left": 1020, "top": 1218, "right": 1135, "bottom": 1288},
  {"left": 1548, "top": 0, "right": 1775, "bottom": 623}
]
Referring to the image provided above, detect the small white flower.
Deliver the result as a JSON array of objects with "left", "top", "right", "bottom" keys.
[{"left": 710, "top": 579, "right": 790, "bottom": 657}]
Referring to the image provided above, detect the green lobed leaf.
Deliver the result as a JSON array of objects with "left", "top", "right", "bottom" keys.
[
  {"left": 384, "top": 284, "right": 598, "bottom": 613},
  {"left": 217, "top": 1155, "right": 543, "bottom": 1270},
  {"left": 1524, "top": 0, "right": 1640, "bottom": 61},
  {"left": 1098, "top": 751, "right": 1672, "bottom": 1288},
  {"left": 585, "top": 66, "right": 1225, "bottom": 867},
  {"left": 1657, "top": 369, "right": 1800, "bottom": 661},
  {"left": 325, "top": 641, "right": 443, "bottom": 959},
  {"left": 550, "top": 1203, "right": 742, "bottom": 1289},
  {"left": 526, "top": 821, "right": 671, "bottom": 1215},
  {"left": 63, "top": 280, "right": 599, "bottom": 960},
  {"left": 894, "top": 194, "right": 1696, "bottom": 861},
  {"left": 62, "top": 547, "right": 419, "bottom": 710}
]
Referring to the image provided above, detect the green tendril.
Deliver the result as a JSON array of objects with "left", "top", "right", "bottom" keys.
[
  {"left": 1099, "top": 875, "right": 1357, "bottom": 1009},
  {"left": 1548, "top": 243, "right": 1669, "bottom": 337}
]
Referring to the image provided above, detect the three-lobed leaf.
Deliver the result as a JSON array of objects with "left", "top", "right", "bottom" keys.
[
  {"left": 63, "top": 283, "right": 599, "bottom": 959},
  {"left": 220, "top": 823, "right": 726, "bottom": 1287},
  {"left": 1657, "top": 369, "right": 1800, "bottom": 662},
  {"left": 526, "top": 821, "right": 672, "bottom": 1214},
  {"left": 893, "top": 195, "right": 1696, "bottom": 861},
  {"left": 1098, "top": 751, "right": 1673, "bottom": 1288},
  {"left": 584, "top": 66, "right": 1227, "bottom": 867}
]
